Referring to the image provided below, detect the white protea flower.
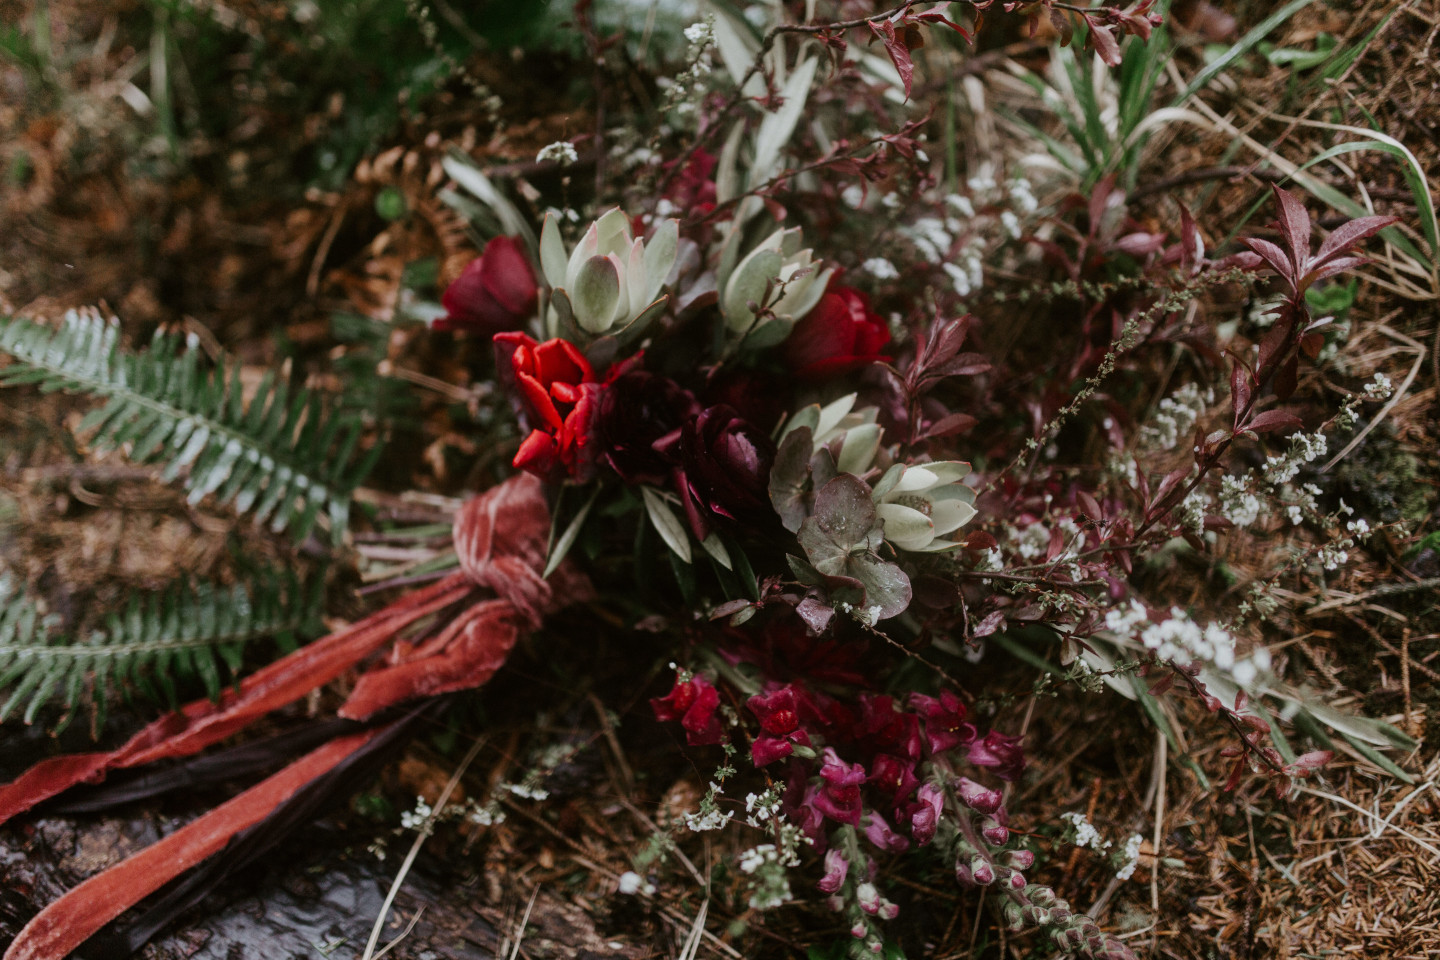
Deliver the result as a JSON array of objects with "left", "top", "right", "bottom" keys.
[
  {"left": 539, "top": 208, "right": 678, "bottom": 338},
  {"left": 720, "top": 226, "right": 832, "bottom": 347},
  {"left": 871, "top": 461, "right": 978, "bottom": 552}
]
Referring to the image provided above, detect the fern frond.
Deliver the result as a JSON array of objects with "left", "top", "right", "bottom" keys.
[
  {"left": 0, "top": 570, "right": 324, "bottom": 731},
  {"left": 0, "top": 309, "right": 384, "bottom": 543}
]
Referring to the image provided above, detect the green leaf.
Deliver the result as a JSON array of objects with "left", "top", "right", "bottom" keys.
[
  {"left": 642, "top": 486, "right": 692, "bottom": 564},
  {"left": 543, "top": 484, "right": 601, "bottom": 579}
]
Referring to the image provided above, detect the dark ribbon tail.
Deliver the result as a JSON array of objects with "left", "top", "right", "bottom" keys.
[
  {"left": 0, "top": 572, "right": 472, "bottom": 826},
  {"left": 2, "top": 722, "right": 395, "bottom": 960}
]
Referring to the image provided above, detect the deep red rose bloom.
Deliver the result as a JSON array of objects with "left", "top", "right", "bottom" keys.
[
  {"left": 650, "top": 672, "right": 724, "bottom": 745},
  {"left": 593, "top": 371, "right": 700, "bottom": 486},
  {"left": 438, "top": 235, "right": 538, "bottom": 334},
  {"left": 783, "top": 286, "right": 892, "bottom": 381},
  {"left": 656, "top": 405, "right": 776, "bottom": 541},
  {"left": 494, "top": 332, "right": 601, "bottom": 481}
]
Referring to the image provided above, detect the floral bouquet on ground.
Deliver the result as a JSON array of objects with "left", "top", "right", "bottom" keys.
[{"left": 0, "top": 1, "right": 1424, "bottom": 958}]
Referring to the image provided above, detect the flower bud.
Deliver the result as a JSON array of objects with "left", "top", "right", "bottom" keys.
[
  {"left": 954, "top": 861, "right": 975, "bottom": 887},
  {"left": 878, "top": 900, "right": 899, "bottom": 920},
  {"left": 980, "top": 815, "right": 1009, "bottom": 845},
  {"left": 1003, "top": 848, "right": 1035, "bottom": 869},
  {"left": 857, "top": 882, "right": 881, "bottom": 915},
  {"left": 850, "top": 922, "right": 868, "bottom": 939},
  {"left": 955, "top": 777, "right": 1002, "bottom": 814},
  {"left": 1003, "top": 901, "right": 1026, "bottom": 931},
  {"left": 970, "top": 857, "right": 995, "bottom": 885}
]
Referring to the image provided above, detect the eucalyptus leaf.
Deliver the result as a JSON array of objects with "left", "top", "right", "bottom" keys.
[{"left": 642, "top": 486, "right": 692, "bottom": 563}]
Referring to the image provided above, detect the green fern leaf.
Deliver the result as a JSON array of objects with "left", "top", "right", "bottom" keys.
[
  {"left": 0, "top": 309, "right": 384, "bottom": 543},
  {"left": 0, "top": 570, "right": 324, "bottom": 732}
]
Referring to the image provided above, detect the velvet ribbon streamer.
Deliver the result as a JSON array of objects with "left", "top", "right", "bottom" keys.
[{"left": 2, "top": 473, "right": 588, "bottom": 960}]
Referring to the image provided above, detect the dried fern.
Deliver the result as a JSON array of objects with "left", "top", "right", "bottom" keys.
[
  {"left": 0, "top": 571, "right": 324, "bottom": 731},
  {"left": 0, "top": 308, "right": 383, "bottom": 544}
]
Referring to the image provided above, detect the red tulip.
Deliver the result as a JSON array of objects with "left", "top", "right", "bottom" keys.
[
  {"left": 494, "top": 332, "right": 601, "bottom": 481},
  {"left": 437, "top": 235, "right": 538, "bottom": 333},
  {"left": 783, "top": 286, "right": 892, "bottom": 380}
]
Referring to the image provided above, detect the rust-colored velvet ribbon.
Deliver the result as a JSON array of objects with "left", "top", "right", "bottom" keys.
[{"left": 2, "top": 473, "right": 588, "bottom": 960}]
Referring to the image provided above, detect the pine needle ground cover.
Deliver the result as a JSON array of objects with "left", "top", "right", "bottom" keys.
[{"left": 1, "top": 1, "right": 1437, "bottom": 957}]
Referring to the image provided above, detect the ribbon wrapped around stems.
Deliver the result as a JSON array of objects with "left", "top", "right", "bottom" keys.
[{"left": 2, "top": 473, "right": 588, "bottom": 960}]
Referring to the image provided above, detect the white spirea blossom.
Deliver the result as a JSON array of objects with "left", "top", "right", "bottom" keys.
[
  {"left": 683, "top": 808, "right": 734, "bottom": 832},
  {"left": 1263, "top": 431, "right": 1327, "bottom": 486},
  {"left": 1115, "top": 834, "right": 1144, "bottom": 881},
  {"left": 863, "top": 257, "right": 900, "bottom": 280},
  {"left": 1362, "top": 372, "right": 1394, "bottom": 401},
  {"left": 1220, "top": 475, "right": 1263, "bottom": 527},
  {"left": 1140, "top": 383, "right": 1212, "bottom": 452},
  {"left": 1061, "top": 812, "right": 1107, "bottom": 851},
  {"left": 400, "top": 796, "right": 433, "bottom": 830},
  {"left": 536, "top": 141, "right": 579, "bottom": 165}
]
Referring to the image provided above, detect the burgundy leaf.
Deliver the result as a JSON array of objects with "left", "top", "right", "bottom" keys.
[
  {"left": 1230, "top": 358, "right": 1253, "bottom": 423},
  {"left": 1241, "top": 237, "right": 1295, "bottom": 284},
  {"left": 1313, "top": 214, "right": 1399, "bottom": 266},
  {"left": 868, "top": 19, "right": 915, "bottom": 100},
  {"left": 1244, "top": 409, "right": 1303, "bottom": 434},
  {"left": 1077, "top": 490, "right": 1103, "bottom": 522},
  {"left": 973, "top": 610, "right": 1006, "bottom": 638},
  {"left": 1147, "top": 673, "right": 1176, "bottom": 696},
  {"left": 1302, "top": 256, "right": 1367, "bottom": 288},
  {"left": 1299, "top": 331, "right": 1325, "bottom": 359},
  {"left": 1274, "top": 353, "right": 1299, "bottom": 401},
  {"left": 1271, "top": 185, "right": 1312, "bottom": 274},
  {"left": 1087, "top": 17, "right": 1122, "bottom": 65},
  {"left": 920, "top": 412, "right": 979, "bottom": 439},
  {"left": 1286, "top": 749, "right": 1333, "bottom": 773}
]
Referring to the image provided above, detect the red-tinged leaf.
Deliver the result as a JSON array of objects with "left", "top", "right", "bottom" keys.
[
  {"left": 1233, "top": 688, "right": 1249, "bottom": 711},
  {"left": 1242, "top": 713, "right": 1271, "bottom": 734},
  {"left": 1219, "top": 745, "right": 1244, "bottom": 758},
  {"left": 1287, "top": 749, "right": 1333, "bottom": 773},
  {"left": 3, "top": 727, "right": 384, "bottom": 960},
  {"left": 931, "top": 352, "right": 992, "bottom": 377},
  {"left": 1045, "top": 524, "right": 1066, "bottom": 562},
  {"left": 973, "top": 610, "right": 1006, "bottom": 638},
  {"left": 1241, "top": 236, "right": 1295, "bottom": 284},
  {"left": 1154, "top": 464, "right": 1191, "bottom": 505},
  {"left": 1182, "top": 530, "right": 1207, "bottom": 552},
  {"left": 921, "top": 412, "right": 978, "bottom": 439},
  {"left": 1271, "top": 185, "right": 1312, "bottom": 274},
  {"left": 963, "top": 530, "right": 997, "bottom": 550},
  {"left": 1048, "top": 8, "right": 1073, "bottom": 45},
  {"left": 868, "top": 20, "right": 915, "bottom": 100},
  {"left": 1299, "top": 331, "right": 1325, "bottom": 359},
  {"left": 1217, "top": 250, "right": 1265, "bottom": 272},
  {"left": 1313, "top": 214, "right": 1399, "bottom": 265},
  {"left": 1256, "top": 320, "right": 1289, "bottom": 374},
  {"left": 1148, "top": 673, "right": 1176, "bottom": 696},
  {"left": 1203, "top": 515, "right": 1234, "bottom": 530},
  {"left": 919, "top": 316, "right": 971, "bottom": 368},
  {"left": 915, "top": 11, "right": 972, "bottom": 41},
  {"left": 1223, "top": 756, "right": 1246, "bottom": 792},
  {"left": 1302, "top": 256, "right": 1367, "bottom": 288},
  {"left": 1230, "top": 358, "right": 1253, "bottom": 424},
  {"left": 1275, "top": 353, "right": 1299, "bottom": 401},
  {"left": 1179, "top": 204, "right": 1203, "bottom": 271},
  {"left": 709, "top": 598, "right": 753, "bottom": 621},
  {"left": 1088, "top": 17, "right": 1122, "bottom": 65},
  {"left": 1113, "top": 231, "right": 1166, "bottom": 256},
  {"left": 1245, "top": 409, "right": 1303, "bottom": 434},
  {"left": 1077, "top": 490, "right": 1103, "bottom": 522}
]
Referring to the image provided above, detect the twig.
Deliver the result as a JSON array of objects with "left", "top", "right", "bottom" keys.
[
  {"left": 1320, "top": 324, "right": 1426, "bottom": 472},
  {"left": 360, "top": 736, "right": 486, "bottom": 960}
]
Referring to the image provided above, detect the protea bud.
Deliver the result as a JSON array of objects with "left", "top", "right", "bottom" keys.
[{"left": 539, "top": 208, "right": 678, "bottom": 339}]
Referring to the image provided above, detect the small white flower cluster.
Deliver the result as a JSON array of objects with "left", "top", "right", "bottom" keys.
[
  {"left": 744, "top": 788, "right": 784, "bottom": 827},
  {"left": 862, "top": 257, "right": 899, "bottom": 280},
  {"left": 535, "top": 140, "right": 579, "bottom": 166},
  {"left": 1060, "top": 811, "right": 1105, "bottom": 851},
  {"left": 1263, "top": 431, "right": 1328, "bottom": 486},
  {"left": 1115, "top": 833, "right": 1145, "bottom": 881},
  {"left": 1176, "top": 489, "right": 1211, "bottom": 536},
  {"left": 505, "top": 782, "right": 550, "bottom": 801},
  {"left": 1219, "top": 474, "right": 1263, "bottom": 528},
  {"left": 400, "top": 795, "right": 433, "bottom": 831},
  {"left": 1104, "top": 601, "right": 1272, "bottom": 689},
  {"left": 617, "top": 870, "right": 656, "bottom": 896},
  {"left": 683, "top": 807, "right": 734, "bottom": 831},
  {"left": 1314, "top": 517, "right": 1373, "bottom": 572},
  {"left": 974, "top": 546, "right": 1004, "bottom": 573},
  {"left": 1008, "top": 177, "right": 1038, "bottom": 215},
  {"left": 1362, "top": 372, "right": 1394, "bottom": 401},
  {"left": 903, "top": 217, "right": 952, "bottom": 263},
  {"left": 1061, "top": 812, "right": 1145, "bottom": 881},
  {"left": 942, "top": 240, "right": 986, "bottom": 296},
  {"left": 738, "top": 844, "right": 794, "bottom": 910},
  {"left": 657, "top": 16, "right": 715, "bottom": 116},
  {"left": 1139, "top": 383, "right": 1212, "bottom": 452}
]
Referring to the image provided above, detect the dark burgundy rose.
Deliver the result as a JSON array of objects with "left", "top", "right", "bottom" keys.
[
  {"left": 437, "top": 235, "right": 538, "bottom": 333},
  {"left": 657, "top": 405, "right": 776, "bottom": 541},
  {"left": 783, "top": 286, "right": 892, "bottom": 381},
  {"left": 593, "top": 371, "right": 700, "bottom": 485}
]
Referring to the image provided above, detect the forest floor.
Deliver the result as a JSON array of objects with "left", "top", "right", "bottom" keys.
[{"left": 2, "top": 1, "right": 1439, "bottom": 958}]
